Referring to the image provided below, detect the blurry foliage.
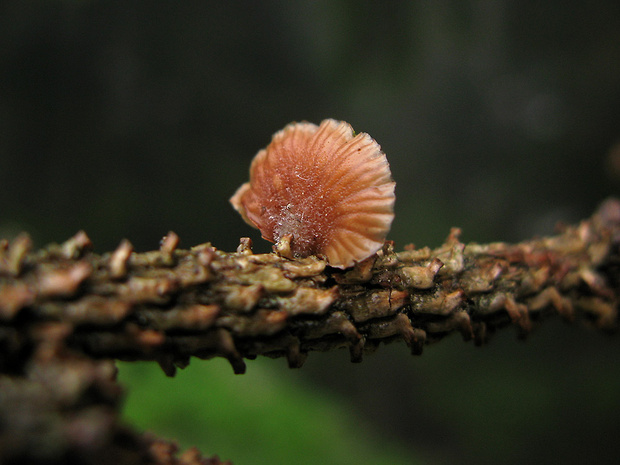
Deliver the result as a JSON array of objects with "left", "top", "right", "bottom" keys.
[
  {"left": 2, "top": 1, "right": 620, "bottom": 464},
  {"left": 118, "top": 359, "right": 421, "bottom": 465}
]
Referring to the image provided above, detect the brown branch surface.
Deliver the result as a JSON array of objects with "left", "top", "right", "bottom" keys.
[{"left": 2, "top": 198, "right": 620, "bottom": 463}]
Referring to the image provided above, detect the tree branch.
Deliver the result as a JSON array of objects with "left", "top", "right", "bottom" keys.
[
  {"left": 1, "top": 199, "right": 619, "bottom": 463},
  {"left": 2, "top": 199, "right": 620, "bottom": 377}
]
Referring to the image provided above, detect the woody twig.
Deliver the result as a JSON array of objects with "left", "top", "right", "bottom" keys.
[
  {"left": 2, "top": 199, "right": 619, "bottom": 378},
  {"left": 2, "top": 198, "right": 620, "bottom": 464}
]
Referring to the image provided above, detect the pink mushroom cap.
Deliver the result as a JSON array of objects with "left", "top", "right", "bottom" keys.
[{"left": 230, "top": 119, "right": 396, "bottom": 269}]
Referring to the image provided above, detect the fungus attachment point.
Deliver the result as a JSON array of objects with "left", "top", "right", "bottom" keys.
[{"left": 230, "top": 119, "right": 396, "bottom": 269}]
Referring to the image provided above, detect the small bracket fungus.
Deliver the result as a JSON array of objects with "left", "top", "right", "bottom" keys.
[{"left": 231, "top": 119, "right": 396, "bottom": 269}]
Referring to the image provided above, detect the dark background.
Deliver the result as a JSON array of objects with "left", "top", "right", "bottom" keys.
[{"left": 2, "top": 2, "right": 620, "bottom": 464}]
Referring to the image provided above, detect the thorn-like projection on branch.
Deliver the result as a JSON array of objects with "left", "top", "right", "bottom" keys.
[
  {"left": 1, "top": 199, "right": 620, "bottom": 380},
  {"left": 230, "top": 119, "right": 396, "bottom": 269}
]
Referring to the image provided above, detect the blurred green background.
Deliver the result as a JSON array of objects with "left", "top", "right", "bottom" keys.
[{"left": 2, "top": 1, "right": 620, "bottom": 464}]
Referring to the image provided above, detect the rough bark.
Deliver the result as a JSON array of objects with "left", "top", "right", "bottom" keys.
[{"left": 1, "top": 198, "right": 620, "bottom": 464}]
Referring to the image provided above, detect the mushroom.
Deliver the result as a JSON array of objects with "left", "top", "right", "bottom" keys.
[{"left": 230, "top": 119, "right": 396, "bottom": 269}]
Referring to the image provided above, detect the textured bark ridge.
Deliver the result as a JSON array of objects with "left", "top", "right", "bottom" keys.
[
  {"left": 2, "top": 200, "right": 620, "bottom": 376},
  {"left": 1, "top": 199, "right": 620, "bottom": 463}
]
